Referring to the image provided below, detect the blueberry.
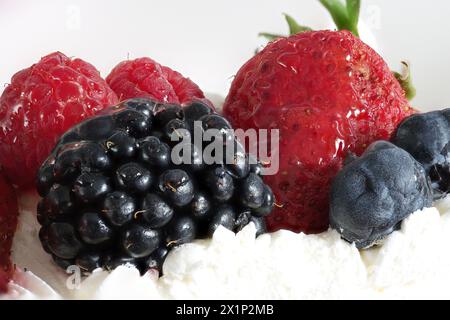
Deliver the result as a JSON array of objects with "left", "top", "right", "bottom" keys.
[
  {"left": 207, "top": 204, "right": 236, "bottom": 236},
  {"left": 252, "top": 185, "right": 274, "bottom": 217},
  {"left": 330, "top": 141, "right": 433, "bottom": 249},
  {"left": 76, "top": 252, "right": 102, "bottom": 273},
  {"left": 190, "top": 191, "right": 211, "bottom": 220},
  {"left": 143, "top": 247, "right": 169, "bottom": 274},
  {"left": 429, "top": 165, "right": 450, "bottom": 198},
  {"left": 239, "top": 172, "right": 265, "bottom": 209},
  {"left": 78, "top": 212, "right": 114, "bottom": 245},
  {"left": 104, "top": 130, "right": 136, "bottom": 159},
  {"left": 392, "top": 109, "right": 450, "bottom": 198},
  {"left": 138, "top": 136, "right": 171, "bottom": 169},
  {"left": 114, "top": 109, "right": 151, "bottom": 138},
  {"left": 44, "top": 184, "right": 76, "bottom": 217},
  {"left": 158, "top": 169, "right": 194, "bottom": 207},
  {"left": 47, "top": 222, "right": 83, "bottom": 259},
  {"left": 102, "top": 191, "right": 135, "bottom": 226},
  {"left": 165, "top": 216, "right": 196, "bottom": 247},
  {"left": 121, "top": 224, "right": 161, "bottom": 258},
  {"left": 203, "top": 166, "right": 234, "bottom": 202},
  {"left": 115, "top": 162, "right": 153, "bottom": 193},
  {"left": 73, "top": 173, "right": 111, "bottom": 203}
]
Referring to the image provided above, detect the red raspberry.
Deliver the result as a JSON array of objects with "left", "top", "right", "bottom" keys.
[
  {"left": 0, "top": 173, "right": 18, "bottom": 293},
  {"left": 0, "top": 52, "right": 119, "bottom": 189},
  {"left": 223, "top": 30, "right": 414, "bottom": 234},
  {"left": 106, "top": 57, "right": 206, "bottom": 105}
]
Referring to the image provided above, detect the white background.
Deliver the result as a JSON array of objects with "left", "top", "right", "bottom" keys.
[{"left": 0, "top": 0, "right": 448, "bottom": 111}]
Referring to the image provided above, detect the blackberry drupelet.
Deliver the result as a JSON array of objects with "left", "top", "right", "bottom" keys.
[{"left": 36, "top": 98, "right": 273, "bottom": 275}]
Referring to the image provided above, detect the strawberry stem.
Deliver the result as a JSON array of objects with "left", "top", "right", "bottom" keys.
[{"left": 319, "top": 0, "right": 360, "bottom": 37}]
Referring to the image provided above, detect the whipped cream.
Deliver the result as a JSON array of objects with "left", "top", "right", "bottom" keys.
[{"left": 3, "top": 192, "right": 450, "bottom": 299}]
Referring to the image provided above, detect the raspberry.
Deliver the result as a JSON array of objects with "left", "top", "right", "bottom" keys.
[
  {"left": 106, "top": 57, "right": 206, "bottom": 105},
  {"left": 0, "top": 173, "right": 19, "bottom": 293},
  {"left": 0, "top": 52, "right": 119, "bottom": 189}
]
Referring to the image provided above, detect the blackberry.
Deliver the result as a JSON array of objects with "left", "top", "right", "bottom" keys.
[
  {"left": 76, "top": 252, "right": 102, "bottom": 274},
  {"left": 36, "top": 98, "right": 274, "bottom": 275}
]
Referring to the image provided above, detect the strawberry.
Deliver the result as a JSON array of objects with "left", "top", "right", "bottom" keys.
[
  {"left": 0, "top": 173, "right": 18, "bottom": 293},
  {"left": 0, "top": 52, "right": 119, "bottom": 190},
  {"left": 223, "top": 1, "right": 414, "bottom": 233},
  {"left": 106, "top": 57, "right": 207, "bottom": 105}
]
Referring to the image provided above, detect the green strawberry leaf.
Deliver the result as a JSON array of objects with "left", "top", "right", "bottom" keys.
[
  {"left": 283, "top": 13, "right": 312, "bottom": 35},
  {"left": 258, "top": 0, "right": 360, "bottom": 41},
  {"left": 258, "top": 32, "right": 285, "bottom": 41}
]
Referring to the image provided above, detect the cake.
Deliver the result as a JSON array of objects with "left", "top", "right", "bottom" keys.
[{"left": 1, "top": 1, "right": 449, "bottom": 300}]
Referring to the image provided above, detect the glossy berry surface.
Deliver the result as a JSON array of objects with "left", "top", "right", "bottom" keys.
[
  {"left": 0, "top": 52, "right": 118, "bottom": 189},
  {"left": 223, "top": 30, "right": 413, "bottom": 234},
  {"left": 392, "top": 109, "right": 450, "bottom": 199},
  {"left": 106, "top": 57, "right": 207, "bottom": 105},
  {"left": 330, "top": 141, "right": 433, "bottom": 249},
  {"left": 36, "top": 98, "right": 273, "bottom": 275}
]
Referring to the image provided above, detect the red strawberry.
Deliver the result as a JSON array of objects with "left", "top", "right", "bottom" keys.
[
  {"left": 0, "top": 173, "right": 18, "bottom": 293},
  {"left": 0, "top": 52, "right": 119, "bottom": 190},
  {"left": 106, "top": 57, "right": 206, "bottom": 105},
  {"left": 223, "top": 30, "right": 413, "bottom": 234}
]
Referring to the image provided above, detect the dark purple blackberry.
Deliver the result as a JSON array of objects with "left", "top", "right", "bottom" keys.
[
  {"left": 143, "top": 247, "right": 169, "bottom": 274},
  {"left": 36, "top": 98, "right": 274, "bottom": 276},
  {"left": 76, "top": 252, "right": 102, "bottom": 273}
]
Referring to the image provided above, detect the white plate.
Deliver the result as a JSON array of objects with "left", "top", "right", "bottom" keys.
[{"left": 0, "top": 0, "right": 448, "bottom": 110}]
